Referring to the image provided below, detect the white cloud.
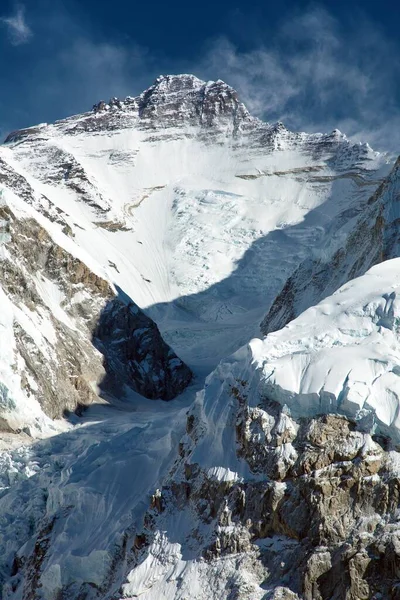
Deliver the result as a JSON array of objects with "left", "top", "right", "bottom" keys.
[
  {"left": 193, "top": 7, "right": 400, "bottom": 153},
  {"left": 1, "top": 4, "right": 32, "bottom": 46}
]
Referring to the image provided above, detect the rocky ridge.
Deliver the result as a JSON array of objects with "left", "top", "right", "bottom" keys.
[{"left": 135, "top": 400, "right": 400, "bottom": 600}]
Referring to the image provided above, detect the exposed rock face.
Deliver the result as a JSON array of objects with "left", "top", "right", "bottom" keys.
[
  {"left": 0, "top": 205, "right": 103, "bottom": 422},
  {"left": 0, "top": 199, "right": 192, "bottom": 429},
  {"left": 261, "top": 157, "right": 400, "bottom": 335},
  {"left": 93, "top": 296, "right": 191, "bottom": 400},
  {"left": 129, "top": 394, "right": 400, "bottom": 600},
  {"left": 136, "top": 75, "right": 253, "bottom": 133}
]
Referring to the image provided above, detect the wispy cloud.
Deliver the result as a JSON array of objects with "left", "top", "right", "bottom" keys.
[
  {"left": 0, "top": 3, "right": 398, "bottom": 155},
  {"left": 1, "top": 4, "right": 32, "bottom": 46},
  {"left": 193, "top": 6, "right": 400, "bottom": 153}
]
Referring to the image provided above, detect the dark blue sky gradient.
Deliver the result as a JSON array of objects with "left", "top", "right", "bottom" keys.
[{"left": 0, "top": 0, "right": 399, "bottom": 152}]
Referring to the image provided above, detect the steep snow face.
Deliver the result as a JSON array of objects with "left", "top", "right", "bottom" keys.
[
  {"left": 249, "top": 258, "right": 400, "bottom": 441},
  {"left": 1, "top": 75, "right": 391, "bottom": 371},
  {"left": 261, "top": 157, "right": 400, "bottom": 335}
]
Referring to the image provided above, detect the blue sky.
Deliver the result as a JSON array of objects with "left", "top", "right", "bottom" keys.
[{"left": 0, "top": 0, "right": 399, "bottom": 153}]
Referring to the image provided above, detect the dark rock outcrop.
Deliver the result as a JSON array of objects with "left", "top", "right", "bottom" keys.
[
  {"left": 134, "top": 395, "right": 400, "bottom": 600},
  {"left": 93, "top": 295, "right": 192, "bottom": 400}
]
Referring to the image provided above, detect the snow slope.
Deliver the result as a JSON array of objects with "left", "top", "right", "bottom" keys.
[
  {"left": 251, "top": 258, "right": 400, "bottom": 440},
  {"left": 1, "top": 74, "right": 391, "bottom": 371},
  {"left": 194, "top": 256, "right": 400, "bottom": 451}
]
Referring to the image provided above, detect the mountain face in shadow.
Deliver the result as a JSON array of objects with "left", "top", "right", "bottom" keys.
[
  {"left": 93, "top": 286, "right": 192, "bottom": 401},
  {"left": 0, "top": 201, "right": 192, "bottom": 434}
]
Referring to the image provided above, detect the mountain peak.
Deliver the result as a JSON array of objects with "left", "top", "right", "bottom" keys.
[
  {"left": 152, "top": 73, "right": 205, "bottom": 90},
  {"left": 87, "top": 73, "right": 254, "bottom": 135},
  {"left": 0, "top": 63, "right": 398, "bottom": 600},
  {"left": 148, "top": 73, "right": 238, "bottom": 97},
  {"left": 135, "top": 73, "right": 252, "bottom": 131}
]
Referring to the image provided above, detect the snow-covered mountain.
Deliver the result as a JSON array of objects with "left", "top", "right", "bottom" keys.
[{"left": 0, "top": 74, "right": 400, "bottom": 599}]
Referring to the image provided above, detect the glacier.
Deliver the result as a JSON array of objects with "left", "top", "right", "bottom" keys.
[{"left": 208, "top": 258, "right": 400, "bottom": 444}]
